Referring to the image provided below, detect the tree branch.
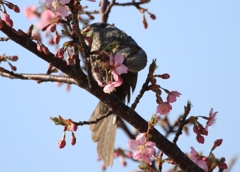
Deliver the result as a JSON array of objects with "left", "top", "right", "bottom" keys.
[
  {"left": 0, "top": 69, "right": 77, "bottom": 84},
  {"left": 100, "top": 0, "right": 150, "bottom": 23},
  {"left": 0, "top": 20, "right": 88, "bottom": 88},
  {"left": 100, "top": 0, "right": 111, "bottom": 22},
  {"left": 0, "top": 20, "right": 204, "bottom": 172}
]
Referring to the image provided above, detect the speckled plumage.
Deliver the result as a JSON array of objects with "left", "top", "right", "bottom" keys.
[{"left": 87, "top": 23, "right": 147, "bottom": 167}]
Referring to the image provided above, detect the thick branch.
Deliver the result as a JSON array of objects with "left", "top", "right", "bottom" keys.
[
  {"left": 0, "top": 20, "right": 88, "bottom": 89},
  {"left": 86, "top": 81, "right": 204, "bottom": 172},
  {"left": 100, "top": 0, "right": 111, "bottom": 22}
]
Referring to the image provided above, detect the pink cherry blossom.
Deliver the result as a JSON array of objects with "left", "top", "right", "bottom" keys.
[
  {"left": 189, "top": 147, "right": 208, "bottom": 171},
  {"left": 103, "top": 74, "right": 122, "bottom": 93},
  {"left": 127, "top": 133, "right": 156, "bottom": 165},
  {"left": 110, "top": 53, "right": 128, "bottom": 75},
  {"left": 45, "top": 0, "right": 70, "bottom": 17},
  {"left": 24, "top": 5, "right": 36, "bottom": 20},
  {"left": 205, "top": 108, "right": 217, "bottom": 131},
  {"left": 156, "top": 102, "right": 172, "bottom": 115},
  {"left": 167, "top": 91, "right": 181, "bottom": 103},
  {"left": 36, "top": 10, "right": 56, "bottom": 31}
]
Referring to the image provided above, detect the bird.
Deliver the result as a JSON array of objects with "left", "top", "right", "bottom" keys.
[{"left": 85, "top": 23, "right": 147, "bottom": 167}]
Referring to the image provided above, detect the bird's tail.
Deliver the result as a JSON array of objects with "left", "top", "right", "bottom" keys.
[{"left": 90, "top": 101, "right": 117, "bottom": 167}]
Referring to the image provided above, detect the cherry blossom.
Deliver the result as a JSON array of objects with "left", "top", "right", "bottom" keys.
[
  {"left": 189, "top": 147, "right": 208, "bottom": 171},
  {"left": 127, "top": 133, "right": 156, "bottom": 165},
  {"left": 167, "top": 91, "right": 181, "bottom": 103},
  {"left": 156, "top": 102, "right": 172, "bottom": 115},
  {"left": 103, "top": 73, "right": 123, "bottom": 93},
  {"left": 45, "top": 0, "right": 70, "bottom": 17},
  {"left": 36, "top": 9, "right": 56, "bottom": 30},
  {"left": 24, "top": 5, "right": 36, "bottom": 20},
  {"left": 205, "top": 108, "right": 217, "bottom": 131},
  {"left": 110, "top": 53, "right": 128, "bottom": 75}
]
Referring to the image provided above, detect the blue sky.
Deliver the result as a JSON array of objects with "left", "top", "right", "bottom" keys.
[{"left": 1, "top": 1, "right": 239, "bottom": 172}]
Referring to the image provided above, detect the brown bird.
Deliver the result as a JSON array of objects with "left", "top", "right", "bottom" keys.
[{"left": 86, "top": 23, "right": 147, "bottom": 167}]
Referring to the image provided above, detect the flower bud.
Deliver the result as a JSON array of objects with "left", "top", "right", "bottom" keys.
[
  {"left": 113, "top": 151, "right": 119, "bottom": 158},
  {"left": 58, "top": 134, "right": 66, "bottom": 149},
  {"left": 56, "top": 48, "right": 65, "bottom": 58},
  {"left": 120, "top": 156, "right": 127, "bottom": 167},
  {"left": 50, "top": 24, "right": 56, "bottom": 32},
  {"left": 2, "top": 12, "right": 13, "bottom": 27},
  {"left": 161, "top": 73, "right": 170, "bottom": 79},
  {"left": 54, "top": 32, "right": 60, "bottom": 44},
  {"left": 8, "top": 62, "right": 17, "bottom": 71},
  {"left": 149, "top": 13, "right": 156, "bottom": 20},
  {"left": 212, "top": 139, "right": 223, "bottom": 150},
  {"left": 196, "top": 134, "right": 204, "bottom": 144},
  {"left": 13, "top": 5, "right": 20, "bottom": 13},
  {"left": 8, "top": 55, "right": 18, "bottom": 61},
  {"left": 0, "top": 20, "right": 3, "bottom": 29},
  {"left": 65, "top": 84, "right": 70, "bottom": 91},
  {"left": 142, "top": 15, "right": 148, "bottom": 29},
  {"left": 42, "top": 46, "right": 49, "bottom": 54},
  {"left": 125, "top": 151, "right": 132, "bottom": 158},
  {"left": 70, "top": 123, "right": 78, "bottom": 132},
  {"left": 37, "top": 43, "right": 43, "bottom": 52},
  {"left": 71, "top": 132, "right": 76, "bottom": 146}
]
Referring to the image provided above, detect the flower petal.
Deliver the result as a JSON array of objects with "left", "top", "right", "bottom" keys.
[
  {"left": 127, "top": 140, "right": 138, "bottom": 150},
  {"left": 109, "top": 54, "right": 114, "bottom": 65},
  {"left": 145, "top": 141, "right": 156, "bottom": 147},
  {"left": 136, "top": 133, "right": 146, "bottom": 144},
  {"left": 197, "top": 160, "right": 208, "bottom": 171},
  {"left": 103, "top": 83, "right": 115, "bottom": 93},
  {"left": 114, "top": 53, "right": 125, "bottom": 65},
  {"left": 115, "top": 64, "right": 128, "bottom": 75},
  {"left": 145, "top": 147, "right": 156, "bottom": 156},
  {"left": 58, "top": 6, "right": 68, "bottom": 17}
]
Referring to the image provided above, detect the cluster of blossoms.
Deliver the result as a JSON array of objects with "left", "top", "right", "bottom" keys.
[
  {"left": 58, "top": 122, "right": 78, "bottom": 148},
  {"left": 191, "top": 108, "right": 218, "bottom": 144},
  {"left": 189, "top": 139, "right": 227, "bottom": 171},
  {"left": 100, "top": 53, "right": 128, "bottom": 93},
  {"left": 0, "top": 54, "right": 18, "bottom": 71},
  {"left": 50, "top": 116, "right": 78, "bottom": 148}
]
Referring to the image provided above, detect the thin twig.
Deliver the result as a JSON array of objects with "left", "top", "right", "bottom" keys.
[
  {"left": 0, "top": 69, "right": 77, "bottom": 84},
  {"left": 172, "top": 101, "right": 192, "bottom": 144},
  {"left": 113, "top": 1, "right": 148, "bottom": 7},
  {"left": 131, "top": 77, "right": 150, "bottom": 110},
  {"left": 75, "top": 110, "right": 112, "bottom": 126},
  {"left": 0, "top": 37, "right": 10, "bottom": 41},
  {"left": 102, "top": 0, "right": 149, "bottom": 22}
]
